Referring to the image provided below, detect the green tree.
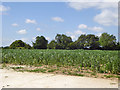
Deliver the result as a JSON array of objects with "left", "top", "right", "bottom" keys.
[
  {"left": 55, "top": 43, "right": 65, "bottom": 49},
  {"left": 115, "top": 42, "right": 120, "bottom": 50},
  {"left": 55, "top": 34, "right": 72, "bottom": 49},
  {"left": 75, "top": 34, "right": 100, "bottom": 49},
  {"left": 25, "top": 44, "right": 31, "bottom": 49},
  {"left": 99, "top": 33, "right": 116, "bottom": 50},
  {"left": 85, "top": 34, "right": 100, "bottom": 49},
  {"left": 75, "top": 34, "right": 87, "bottom": 49},
  {"left": 47, "top": 40, "right": 56, "bottom": 49},
  {"left": 33, "top": 36, "right": 48, "bottom": 49},
  {"left": 10, "top": 40, "right": 31, "bottom": 49},
  {"left": 67, "top": 42, "right": 77, "bottom": 49}
]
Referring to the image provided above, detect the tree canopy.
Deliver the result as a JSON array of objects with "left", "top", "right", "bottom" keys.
[
  {"left": 55, "top": 34, "right": 72, "bottom": 49},
  {"left": 10, "top": 40, "right": 31, "bottom": 49},
  {"left": 47, "top": 40, "right": 56, "bottom": 49},
  {"left": 4, "top": 32, "right": 120, "bottom": 50},
  {"left": 32, "top": 36, "right": 48, "bottom": 49},
  {"left": 99, "top": 33, "right": 116, "bottom": 50}
]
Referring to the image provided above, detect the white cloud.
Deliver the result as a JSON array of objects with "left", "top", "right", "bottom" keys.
[
  {"left": 17, "top": 29, "right": 27, "bottom": 34},
  {"left": 74, "top": 30, "right": 85, "bottom": 35},
  {"left": 68, "top": 2, "right": 117, "bottom": 11},
  {"left": 88, "top": 26, "right": 103, "bottom": 32},
  {"left": 68, "top": 2, "right": 97, "bottom": 10},
  {"left": 0, "top": 5, "right": 10, "bottom": 12},
  {"left": 66, "top": 24, "right": 104, "bottom": 40},
  {"left": 77, "top": 24, "right": 104, "bottom": 32},
  {"left": 97, "top": 3, "right": 117, "bottom": 9},
  {"left": 67, "top": 0, "right": 118, "bottom": 2},
  {"left": 68, "top": 2, "right": 118, "bottom": 26},
  {"left": 70, "top": 35, "right": 77, "bottom": 40},
  {"left": 36, "top": 28, "right": 41, "bottom": 31},
  {"left": 52, "top": 17, "right": 64, "bottom": 22},
  {"left": 46, "top": 37, "right": 50, "bottom": 41},
  {"left": 12, "top": 23, "right": 18, "bottom": 27},
  {"left": 25, "top": 19, "right": 37, "bottom": 24},
  {"left": 78, "top": 24, "right": 87, "bottom": 29},
  {"left": 66, "top": 30, "right": 85, "bottom": 40},
  {"left": 94, "top": 9, "right": 118, "bottom": 26}
]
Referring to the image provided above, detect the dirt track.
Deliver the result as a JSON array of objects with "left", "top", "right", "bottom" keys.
[{"left": 0, "top": 69, "right": 118, "bottom": 88}]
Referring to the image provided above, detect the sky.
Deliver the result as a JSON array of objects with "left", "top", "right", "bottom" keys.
[{"left": 1, "top": 2, "right": 118, "bottom": 46}]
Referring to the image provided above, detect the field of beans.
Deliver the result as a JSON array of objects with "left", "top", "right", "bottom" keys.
[{"left": 1, "top": 49, "right": 120, "bottom": 74}]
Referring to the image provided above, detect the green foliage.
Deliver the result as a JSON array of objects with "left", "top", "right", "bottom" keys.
[
  {"left": 99, "top": 33, "right": 116, "bottom": 50},
  {"left": 85, "top": 34, "right": 99, "bottom": 49},
  {"left": 48, "top": 69, "right": 57, "bottom": 72},
  {"left": 33, "top": 36, "right": 48, "bottom": 49},
  {"left": 76, "top": 34, "right": 87, "bottom": 49},
  {"left": 115, "top": 42, "right": 120, "bottom": 50},
  {"left": 76, "top": 34, "right": 100, "bottom": 49},
  {"left": 25, "top": 44, "right": 32, "bottom": 49},
  {"left": 67, "top": 72, "right": 84, "bottom": 76},
  {"left": 11, "top": 67, "right": 24, "bottom": 70},
  {"left": 67, "top": 42, "right": 77, "bottom": 49},
  {"left": 5, "top": 33, "right": 120, "bottom": 50},
  {"left": 2, "top": 49, "right": 120, "bottom": 74},
  {"left": 55, "top": 34, "right": 72, "bottom": 49},
  {"left": 9, "top": 40, "right": 31, "bottom": 49},
  {"left": 91, "top": 72, "right": 97, "bottom": 76},
  {"left": 104, "top": 75, "right": 114, "bottom": 78},
  {"left": 2, "top": 63, "right": 7, "bottom": 68},
  {"left": 47, "top": 40, "right": 56, "bottom": 49}
]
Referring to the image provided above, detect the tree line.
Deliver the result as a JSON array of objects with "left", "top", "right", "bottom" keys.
[{"left": 2, "top": 32, "right": 120, "bottom": 50}]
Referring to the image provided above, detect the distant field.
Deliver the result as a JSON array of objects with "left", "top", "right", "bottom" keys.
[{"left": 1, "top": 49, "right": 119, "bottom": 75}]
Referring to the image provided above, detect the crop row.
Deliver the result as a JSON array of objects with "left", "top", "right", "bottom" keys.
[{"left": 1, "top": 49, "right": 120, "bottom": 74}]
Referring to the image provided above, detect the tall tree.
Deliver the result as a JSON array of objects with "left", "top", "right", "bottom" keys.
[
  {"left": 85, "top": 34, "right": 100, "bottom": 49},
  {"left": 33, "top": 36, "right": 48, "bottom": 49},
  {"left": 55, "top": 34, "right": 72, "bottom": 49},
  {"left": 75, "top": 34, "right": 87, "bottom": 49},
  {"left": 75, "top": 34, "right": 100, "bottom": 49},
  {"left": 99, "top": 33, "right": 116, "bottom": 50}
]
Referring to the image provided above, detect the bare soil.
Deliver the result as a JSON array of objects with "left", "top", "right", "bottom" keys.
[{"left": 0, "top": 68, "right": 118, "bottom": 88}]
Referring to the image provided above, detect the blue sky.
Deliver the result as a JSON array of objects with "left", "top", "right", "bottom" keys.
[{"left": 1, "top": 2, "right": 118, "bottom": 46}]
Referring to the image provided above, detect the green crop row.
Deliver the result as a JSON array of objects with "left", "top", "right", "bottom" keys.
[{"left": 1, "top": 49, "right": 120, "bottom": 74}]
